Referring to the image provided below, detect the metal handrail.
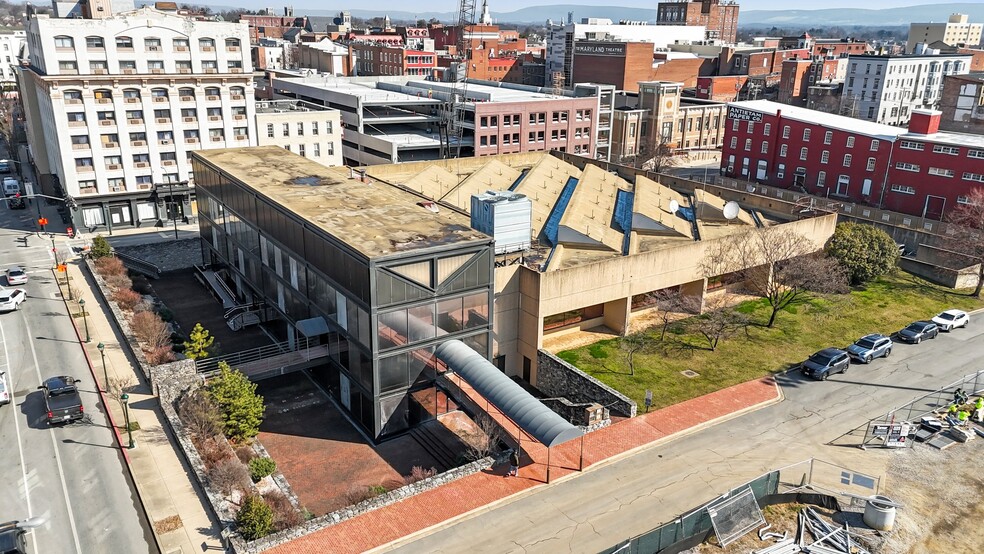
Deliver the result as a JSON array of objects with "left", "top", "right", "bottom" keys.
[
  {"left": 194, "top": 339, "right": 295, "bottom": 373},
  {"left": 113, "top": 251, "right": 161, "bottom": 278}
]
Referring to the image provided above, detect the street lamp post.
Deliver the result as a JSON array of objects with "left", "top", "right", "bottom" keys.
[
  {"left": 47, "top": 232, "right": 56, "bottom": 268},
  {"left": 97, "top": 342, "right": 107, "bottom": 392},
  {"left": 79, "top": 298, "right": 89, "bottom": 342},
  {"left": 120, "top": 392, "right": 134, "bottom": 449}
]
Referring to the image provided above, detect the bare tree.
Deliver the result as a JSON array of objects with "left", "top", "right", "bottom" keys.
[
  {"left": 618, "top": 332, "right": 651, "bottom": 376},
  {"left": 702, "top": 226, "right": 849, "bottom": 327},
  {"left": 943, "top": 187, "right": 984, "bottom": 297},
  {"left": 462, "top": 414, "right": 502, "bottom": 461},
  {"left": 0, "top": 93, "right": 20, "bottom": 147},
  {"left": 687, "top": 294, "right": 748, "bottom": 350},
  {"left": 625, "top": 133, "right": 678, "bottom": 173},
  {"left": 649, "top": 288, "right": 700, "bottom": 340}
]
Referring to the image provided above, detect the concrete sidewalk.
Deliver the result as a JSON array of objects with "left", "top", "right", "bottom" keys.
[{"left": 57, "top": 259, "right": 224, "bottom": 554}]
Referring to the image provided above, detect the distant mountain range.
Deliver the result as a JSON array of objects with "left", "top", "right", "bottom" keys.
[{"left": 193, "top": 2, "right": 984, "bottom": 27}]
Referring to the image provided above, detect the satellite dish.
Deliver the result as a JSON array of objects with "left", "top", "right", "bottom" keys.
[
  {"left": 723, "top": 201, "right": 741, "bottom": 220},
  {"left": 668, "top": 199, "right": 680, "bottom": 214}
]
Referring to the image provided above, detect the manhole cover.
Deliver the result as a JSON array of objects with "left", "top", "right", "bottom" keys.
[{"left": 681, "top": 370, "right": 700, "bottom": 378}]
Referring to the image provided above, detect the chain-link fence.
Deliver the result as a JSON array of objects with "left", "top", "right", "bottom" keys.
[
  {"left": 858, "top": 369, "right": 984, "bottom": 448},
  {"left": 601, "top": 458, "right": 877, "bottom": 554}
]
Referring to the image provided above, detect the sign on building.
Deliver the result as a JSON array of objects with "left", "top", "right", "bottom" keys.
[
  {"left": 573, "top": 42, "right": 627, "bottom": 57},
  {"left": 727, "top": 106, "right": 764, "bottom": 122}
]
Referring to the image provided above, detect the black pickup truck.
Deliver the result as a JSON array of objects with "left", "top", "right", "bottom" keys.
[{"left": 38, "top": 376, "right": 84, "bottom": 424}]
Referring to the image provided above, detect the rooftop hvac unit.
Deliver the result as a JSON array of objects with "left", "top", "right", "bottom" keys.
[{"left": 470, "top": 190, "right": 532, "bottom": 255}]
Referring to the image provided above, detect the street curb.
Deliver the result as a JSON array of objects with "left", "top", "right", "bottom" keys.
[
  {"left": 56, "top": 263, "right": 165, "bottom": 554},
  {"left": 368, "top": 377, "right": 784, "bottom": 553}
]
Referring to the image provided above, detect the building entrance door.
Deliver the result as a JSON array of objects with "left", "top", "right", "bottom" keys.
[
  {"left": 836, "top": 175, "right": 850, "bottom": 197},
  {"left": 923, "top": 195, "right": 946, "bottom": 221}
]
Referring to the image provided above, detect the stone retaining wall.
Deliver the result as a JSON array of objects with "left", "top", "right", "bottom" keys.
[
  {"left": 536, "top": 350, "right": 637, "bottom": 418},
  {"left": 540, "top": 397, "right": 610, "bottom": 427},
  {"left": 113, "top": 237, "right": 203, "bottom": 272}
]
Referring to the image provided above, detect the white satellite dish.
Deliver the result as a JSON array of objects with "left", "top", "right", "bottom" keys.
[
  {"left": 723, "top": 201, "right": 741, "bottom": 221},
  {"left": 668, "top": 199, "right": 680, "bottom": 214}
]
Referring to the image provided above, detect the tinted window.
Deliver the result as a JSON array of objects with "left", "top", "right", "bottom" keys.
[
  {"left": 856, "top": 339, "right": 876, "bottom": 349},
  {"left": 809, "top": 353, "right": 833, "bottom": 365},
  {"left": 938, "top": 313, "right": 955, "bottom": 320}
]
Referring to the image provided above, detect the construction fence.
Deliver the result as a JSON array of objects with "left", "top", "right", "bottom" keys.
[
  {"left": 858, "top": 369, "right": 984, "bottom": 449},
  {"left": 601, "top": 458, "right": 878, "bottom": 554}
]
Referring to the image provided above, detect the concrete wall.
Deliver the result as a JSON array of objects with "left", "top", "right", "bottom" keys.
[{"left": 536, "top": 350, "right": 637, "bottom": 417}]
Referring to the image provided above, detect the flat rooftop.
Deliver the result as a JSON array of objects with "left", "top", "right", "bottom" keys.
[
  {"left": 255, "top": 100, "right": 331, "bottom": 114},
  {"left": 194, "top": 147, "right": 490, "bottom": 260}
]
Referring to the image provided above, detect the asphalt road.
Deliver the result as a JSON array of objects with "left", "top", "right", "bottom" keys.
[
  {"left": 0, "top": 158, "right": 154, "bottom": 552},
  {"left": 389, "top": 310, "right": 984, "bottom": 553}
]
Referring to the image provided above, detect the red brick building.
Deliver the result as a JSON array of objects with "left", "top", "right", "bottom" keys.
[
  {"left": 696, "top": 75, "right": 749, "bottom": 101},
  {"left": 721, "top": 100, "right": 984, "bottom": 219},
  {"left": 240, "top": 12, "right": 311, "bottom": 43},
  {"left": 473, "top": 96, "right": 599, "bottom": 158},
  {"left": 778, "top": 57, "right": 844, "bottom": 106},
  {"left": 656, "top": 0, "right": 740, "bottom": 43},
  {"left": 571, "top": 41, "right": 711, "bottom": 91},
  {"left": 349, "top": 43, "right": 437, "bottom": 77}
]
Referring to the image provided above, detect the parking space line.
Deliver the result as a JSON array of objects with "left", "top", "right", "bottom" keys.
[
  {"left": 0, "top": 320, "right": 39, "bottom": 554},
  {"left": 23, "top": 316, "right": 82, "bottom": 554}
]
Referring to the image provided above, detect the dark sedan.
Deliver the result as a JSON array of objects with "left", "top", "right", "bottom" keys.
[
  {"left": 801, "top": 348, "right": 851, "bottom": 380},
  {"left": 896, "top": 321, "right": 940, "bottom": 344}
]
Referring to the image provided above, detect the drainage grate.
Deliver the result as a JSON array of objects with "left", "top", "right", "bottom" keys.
[{"left": 681, "top": 370, "right": 700, "bottom": 378}]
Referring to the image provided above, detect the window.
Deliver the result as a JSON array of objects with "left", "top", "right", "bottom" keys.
[
  {"left": 800, "top": 147, "right": 808, "bottom": 160},
  {"left": 802, "top": 129, "right": 811, "bottom": 141},
  {"left": 58, "top": 61, "right": 78, "bottom": 72},
  {"left": 312, "top": 122, "right": 319, "bottom": 135},
  {"left": 928, "top": 167, "right": 954, "bottom": 177},
  {"left": 54, "top": 36, "right": 74, "bottom": 48},
  {"left": 763, "top": 123, "right": 771, "bottom": 136},
  {"left": 870, "top": 139, "right": 879, "bottom": 151},
  {"left": 144, "top": 38, "right": 161, "bottom": 50},
  {"left": 746, "top": 121, "right": 755, "bottom": 133},
  {"left": 79, "top": 181, "right": 97, "bottom": 196},
  {"left": 730, "top": 137, "right": 737, "bottom": 149},
  {"left": 297, "top": 122, "right": 304, "bottom": 136},
  {"left": 173, "top": 38, "right": 190, "bottom": 50},
  {"left": 132, "top": 154, "right": 149, "bottom": 164},
  {"left": 933, "top": 144, "right": 959, "bottom": 155},
  {"left": 67, "top": 112, "right": 85, "bottom": 123},
  {"left": 969, "top": 150, "right": 984, "bottom": 159},
  {"left": 298, "top": 144, "right": 305, "bottom": 156},
  {"left": 963, "top": 172, "right": 984, "bottom": 183},
  {"left": 151, "top": 88, "right": 168, "bottom": 98},
  {"left": 731, "top": 119, "right": 739, "bottom": 131},
  {"left": 314, "top": 143, "right": 321, "bottom": 157},
  {"left": 760, "top": 142, "right": 768, "bottom": 154},
  {"left": 64, "top": 90, "right": 82, "bottom": 102},
  {"left": 126, "top": 110, "right": 143, "bottom": 121},
  {"left": 225, "top": 38, "right": 241, "bottom": 50},
  {"left": 824, "top": 131, "right": 832, "bottom": 144},
  {"left": 176, "top": 60, "right": 192, "bottom": 72},
  {"left": 843, "top": 154, "right": 852, "bottom": 167},
  {"left": 85, "top": 36, "right": 104, "bottom": 49},
  {"left": 183, "top": 129, "right": 199, "bottom": 140},
  {"left": 896, "top": 162, "right": 920, "bottom": 172},
  {"left": 866, "top": 157, "right": 876, "bottom": 171},
  {"left": 147, "top": 60, "right": 164, "bottom": 71},
  {"left": 116, "top": 36, "right": 133, "bottom": 49},
  {"left": 744, "top": 138, "right": 751, "bottom": 151},
  {"left": 780, "top": 144, "right": 788, "bottom": 157},
  {"left": 846, "top": 136, "right": 855, "bottom": 148},
  {"left": 817, "top": 171, "right": 826, "bottom": 187},
  {"left": 71, "top": 135, "right": 89, "bottom": 147},
  {"left": 900, "top": 140, "right": 924, "bottom": 150},
  {"left": 890, "top": 184, "right": 916, "bottom": 194},
  {"left": 228, "top": 60, "right": 243, "bottom": 71},
  {"left": 957, "top": 195, "right": 972, "bottom": 205},
  {"left": 282, "top": 123, "right": 289, "bottom": 136},
  {"left": 199, "top": 38, "right": 215, "bottom": 50},
  {"left": 75, "top": 157, "right": 94, "bottom": 168},
  {"left": 266, "top": 123, "right": 274, "bottom": 138},
  {"left": 782, "top": 126, "right": 790, "bottom": 138}
]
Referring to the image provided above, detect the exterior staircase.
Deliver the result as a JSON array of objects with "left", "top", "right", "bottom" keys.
[{"left": 410, "top": 420, "right": 460, "bottom": 470}]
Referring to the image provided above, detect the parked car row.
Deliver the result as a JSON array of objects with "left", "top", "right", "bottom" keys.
[{"left": 801, "top": 309, "right": 970, "bottom": 380}]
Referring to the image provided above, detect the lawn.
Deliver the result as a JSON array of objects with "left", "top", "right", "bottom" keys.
[{"left": 557, "top": 272, "right": 984, "bottom": 410}]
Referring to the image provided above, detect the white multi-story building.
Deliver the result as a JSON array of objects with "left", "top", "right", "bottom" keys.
[
  {"left": 255, "top": 100, "right": 342, "bottom": 168},
  {"left": 18, "top": 4, "right": 256, "bottom": 231},
  {"left": 907, "top": 14, "right": 983, "bottom": 53},
  {"left": 840, "top": 53, "right": 971, "bottom": 126},
  {"left": 0, "top": 30, "right": 26, "bottom": 86},
  {"left": 545, "top": 18, "right": 704, "bottom": 86}
]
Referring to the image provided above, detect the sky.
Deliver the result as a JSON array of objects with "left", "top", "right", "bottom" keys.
[{"left": 229, "top": 0, "right": 981, "bottom": 13}]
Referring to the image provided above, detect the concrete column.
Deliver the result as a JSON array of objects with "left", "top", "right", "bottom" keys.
[
  {"left": 602, "top": 297, "right": 631, "bottom": 336},
  {"left": 680, "top": 278, "right": 708, "bottom": 314},
  {"left": 745, "top": 263, "right": 774, "bottom": 296}
]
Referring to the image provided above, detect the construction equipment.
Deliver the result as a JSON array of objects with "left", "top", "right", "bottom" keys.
[{"left": 440, "top": 0, "right": 477, "bottom": 159}]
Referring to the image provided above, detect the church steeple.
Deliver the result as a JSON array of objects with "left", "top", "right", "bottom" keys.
[{"left": 479, "top": 0, "right": 492, "bottom": 25}]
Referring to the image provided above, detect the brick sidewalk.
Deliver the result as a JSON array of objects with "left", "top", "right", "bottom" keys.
[{"left": 267, "top": 376, "right": 780, "bottom": 553}]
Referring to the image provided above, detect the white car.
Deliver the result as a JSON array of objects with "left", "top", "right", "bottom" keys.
[
  {"left": 0, "top": 288, "right": 26, "bottom": 312},
  {"left": 5, "top": 266, "right": 27, "bottom": 286},
  {"left": 932, "top": 309, "right": 969, "bottom": 331},
  {"left": 0, "top": 371, "right": 9, "bottom": 405}
]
